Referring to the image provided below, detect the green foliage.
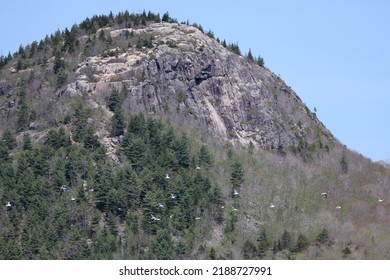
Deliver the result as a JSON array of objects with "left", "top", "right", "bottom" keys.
[
  {"left": 111, "top": 108, "right": 126, "bottom": 137},
  {"left": 246, "top": 49, "right": 254, "bottom": 61},
  {"left": 209, "top": 247, "right": 217, "bottom": 260},
  {"left": 230, "top": 160, "right": 244, "bottom": 189},
  {"left": 256, "top": 56, "right": 265, "bottom": 67},
  {"left": 277, "top": 143, "right": 287, "bottom": 157},
  {"left": 228, "top": 43, "right": 241, "bottom": 56},
  {"left": 242, "top": 239, "right": 257, "bottom": 259},
  {"left": 149, "top": 229, "right": 175, "bottom": 259},
  {"left": 340, "top": 153, "right": 349, "bottom": 173},
  {"left": 83, "top": 127, "right": 101, "bottom": 150},
  {"left": 316, "top": 228, "right": 330, "bottom": 245},
  {"left": 53, "top": 50, "right": 64, "bottom": 74},
  {"left": 342, "top": 246, "right": 352, "bottom": 258},
  {"left": 257, "top": 229, "right": 270, "bottom": 258},
  {"left": 199, "top": 145, "right": 213, "bottom": 168},
  {"left": 107, "top": 90, "right": 123, "bottom": 112},
  {"left": 292, "top": 233, "right": 309, "bottom": 253},
  {"left": 44, "top": 127, "right": 71, "bottom": 149},
  {"left": 56, "top": 69, "right": 68, "bottom": 89},
  {"left": 280, "top": 230, "right": 292, "bottom": 250},
  {"left": 17, "top": 92, "right": 30, "bottom": 131},
  {"left": 22, "top": 132, "right": 33, "bottom": 151}
]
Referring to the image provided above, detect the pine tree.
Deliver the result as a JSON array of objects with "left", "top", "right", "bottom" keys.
[
  {"left": 247, "top": 49, "right": 254, "bottom": 61},
  {"left": 280, "top": 230, "right": 291, "bottom": 250},
  {"left": 162, "top": 12, "right": 170, "bottom": 23},
  {"left": 53, "top": 50, "right": 64, "bottom": 74},
  {"left": 242, "top": 239, "right": 257, "bottom": 259},
  {"left": 175, "top": 133, "right": 190, "bottom": 168},
  {"left": 342, "top": 246, "right": 352, "bottom": 258},
  {"left": 107, "top": 90, "right": 122, "bottom": 112},
  {"left": 22, "top": 132, "right": 33, "bottom": 150},
  {"left": 17, "top": 100, "right": 30, "bottom": 131},
  {"left": 292, "top": 233, "right": 309, "bottom": 253},
  {"left": 316, "top": 228, "right": 330, "bottom": 245},
  {"left": 230, "top": 160, "right": 244, "bottom": 189},
  {"left": 0, "top": 141, "right": 9, "bottom": 162},
  {"left": 257, "top": 229, "right": 270, "bottom": 258},
  {"left": 340, "top": 153, "right": 348, "bottom": 173},
  {"left": 150, "top": 229, "right": 174, "bottom": 259},
  {"left": 199, "top": 145, "right": 213, "bottom": 168},
  {"left": 111, "top": 108, "right": 125, "bottom": 137},
  {"left": 256, "top": 56, "right": 265, "bottom": 67},
  {"left": 2, "top": 129, "right": 16, "bottom": 150},
  {"left": 83, "top": 127, "right": 100, "bottom": 150}
]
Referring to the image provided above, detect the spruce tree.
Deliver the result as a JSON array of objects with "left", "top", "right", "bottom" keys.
[
  {"left": 292, "top": 233, "right": 309, "bottom": 253},
  {"left": 17, "top": 100, "right": 29, "bottom": 131},
  {"left": 257, "top": 229, "right": 270, "bottom": 258},
  {"left": 199, "top": 145, "right": 213, "bottom": 168},
  {"left": 230, "top": 160, "right": 244, "bottom": 189},
  {"left": 150, "top": 229, "right": 174, "bottom": 259},
  {"left": 247, "top": 49, "right": 254, "bottom": 61},
  {"left": 111, "top": 108, "right": 125, "bottom": 137},
  {"left": 280, "top": 230, "right": 291, "bottom": 250},
  {"left": 22, "top": 132, "right": 33, "bottom": 151},
  {"left": 3, "top": 122, "right": 15, "bottom": 145}
]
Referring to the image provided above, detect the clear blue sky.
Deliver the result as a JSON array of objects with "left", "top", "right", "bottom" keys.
[{"left": 1, "top": 0, "right": 389, "bottom": 161}]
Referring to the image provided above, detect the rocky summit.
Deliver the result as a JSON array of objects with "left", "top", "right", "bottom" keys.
[{"left": 1, "top": 22, "right": 333, "bottom": 154}]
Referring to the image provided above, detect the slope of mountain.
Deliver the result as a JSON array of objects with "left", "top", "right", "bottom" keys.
[{"left": 0, "top": 11, "right": 389, "bottom": 260}]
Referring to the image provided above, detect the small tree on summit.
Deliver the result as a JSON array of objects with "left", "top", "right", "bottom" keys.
[
  {"left": 247, "top": 49, "right": 254, "bottom": 61},
  {"left": 162, "top": 12, "right": 170, "bottom": 23}
]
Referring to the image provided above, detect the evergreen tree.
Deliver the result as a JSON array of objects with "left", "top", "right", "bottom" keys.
[
  {"left": 150, "top": 229, "right": 174, "bottom": 259},
  {"left": 44, "top": 127, "right": 71, "bottom": 149},
  {"left": 111, "top": 108, "right": 126, "bottom": 137},
  {"left": 230, "top": 160, "right": 244, "bottom": 189},
  {"left": 292, "top": 233, "right": 309, "bottom": 253},
  {"left": 340, "top": 153, "right": 349, "bottom": 173},
  {"left": 342, "top": 246, "right": 352, "bottom": 258},
  {"left": 257, "top": 229, "right": 270, "bottom": 258},
  {"left": 199, "top": 145, "right": 213, "bottom": 168},
  {"left": 316, "top": 228, "right": 330, "bottom": 245},
  {"left": 83, "top": 127, "right": 101, "bottom": 150},
  {"left": 2, "top": 128, "right": 16, "bottom": 150},
  {"left": 17, "top": 99, "right": 30, "bottom": 131},
  {"left": 280, "top": 230, "right": 291, "bottom": 250},
  {"left": 22, "top": 132, "right": 33, "bottom": 151},
  {"left": 107, "top": 90, "right": 122, "bottom": 112},
  {"left": 175, "top": 133, "right": 190, "bottom": 168},
  {"left": 256, "top": 56, "right": 265, "bottom": 67},
  {"left": 121, "top": 134, "right": 147, "bottom": 169},
  {"left": 53, "top": 50, "right": 64, "bottom": 74},
  {"left": 247, "top": 49, "right": 254, "bottom": 61},
  {"left": 272, "top": 240, "right": 282, "bottom": 254},
  {"left": 0, "top": 141, "right": 9, "bottom": 162},
  {"left": 242, "top": 239, "right": 257, "bottom": 259},
  {"left": 128, "top": 114, "right": 147, "bottom": 136},
  {"left": 209, "top": 247, "right": 216, "bottom": 260},
  {"left": 162, "top": 12, "right": 170, "bottom": 23}
]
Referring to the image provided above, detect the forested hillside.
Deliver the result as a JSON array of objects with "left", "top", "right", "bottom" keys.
[{"left": 1, "top": 11, "right": 389, "bottom": 260}]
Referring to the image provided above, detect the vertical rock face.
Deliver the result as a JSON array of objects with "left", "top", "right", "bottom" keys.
[{"left": 1, "top": 22, "right": 334, "bottom": 151}]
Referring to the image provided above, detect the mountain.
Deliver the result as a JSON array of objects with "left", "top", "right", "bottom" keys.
[{"left": 0, "top": 11, "right": 389, "bottom": 260}]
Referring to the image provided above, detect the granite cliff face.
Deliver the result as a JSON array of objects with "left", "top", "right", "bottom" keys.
[{"left": 1, "top": 22, "right": 334, "bottom": 152}]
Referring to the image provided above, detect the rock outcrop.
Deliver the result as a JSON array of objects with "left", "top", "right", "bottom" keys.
[{"left": 1, "top": 22, "right": 335, "bottom": 151}]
